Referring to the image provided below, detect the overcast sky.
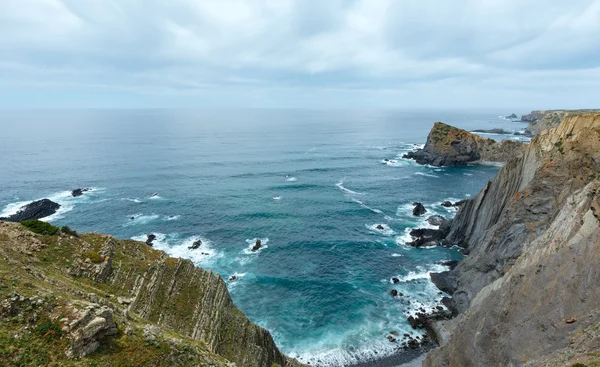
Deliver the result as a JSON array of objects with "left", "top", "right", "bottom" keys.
[{"left": 1, "top": 0, "right": 599, "bottom": 108}]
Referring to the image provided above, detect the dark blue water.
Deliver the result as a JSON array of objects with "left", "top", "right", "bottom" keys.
[{"left": 0, "top": 109, "right": 526, "bottom": 365}]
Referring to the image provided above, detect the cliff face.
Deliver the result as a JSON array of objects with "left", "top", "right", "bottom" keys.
[
  {"left": 0, "top": 222, "right": 303, "bottom": 367},
  {"left": 403, "top": 122, "right": 524, "bottom": 166},
  {"left": 424, "top": 113, "right": 600, "bottom": 366},
  {"left": 521, "top": 109, "right": 600, "bottom": 135}
]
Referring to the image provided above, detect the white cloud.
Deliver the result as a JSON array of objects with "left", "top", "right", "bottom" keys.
[{"left": 0, "top": 0, "right": 599, "bottom": 107}]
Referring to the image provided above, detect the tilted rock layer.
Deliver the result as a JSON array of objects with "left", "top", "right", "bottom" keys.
[
  {"left": 0, "top": 221, "right": 304, "bottom": 367},
  {"left": 404, "top": 122, "right": 524, "bottom": 166},
  {"left": 424, "top": 113, "right": 600, "bottom": 366},
  {"left": 521, "top": 109, "right": 600, "bottom": 135}
]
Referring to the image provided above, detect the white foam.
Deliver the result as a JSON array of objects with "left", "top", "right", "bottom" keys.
[
  {"left": 149, "top": 194, "right": 162, "bottom": 200},
  {"left": 285, "top": 176, "right": 298, "bottom": 182},
  {"left": 336, "top": 178, "right": 363, "bottom": 195},
  {"left": 351, "top": 198, "right": 383, "bottom": 215},
  {"left": 1, "top": 187, "right": 104, "bottom": 222},
  {"left": 122, "top": 198, "right": 143, "bottom": 203},
  {"left": 165, "top": 215, "right": 181, "bottom": 221},
  {"left": 131, "top": 233, "right": 219, "bottom": 264},
  {"left": 273, "top": 196, "right": 282, "bottom": 200},
  {"left": 463, "top": 173, "right": 473, "bottom": 176},
  {"left": 125, "top": 213, "right": 160, "bottom": 226},
  {"left": 414, "top": 172, "right": 438, "bottom": 178},
  {"left": 366, "top": 223, "right": 396, "bottom": 236},
  {"left": 242, "top": 238, "right": 269, "bottom": 254},
  {"left": 391, "top": 253, "right": 403, "bottom": 257}
]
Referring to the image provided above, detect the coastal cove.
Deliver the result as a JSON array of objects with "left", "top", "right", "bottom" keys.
[{"left": 0, "top": 109, "right": 529, "bottom": 366}]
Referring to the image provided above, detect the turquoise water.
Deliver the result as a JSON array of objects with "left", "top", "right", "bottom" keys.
[{"left": 0, "top": 109, "right": 526, "bottom": 365}]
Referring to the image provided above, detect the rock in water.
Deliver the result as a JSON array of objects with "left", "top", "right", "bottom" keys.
[
  {"left": 376, "top": 224, "right": 385, "bottom": 230},
  {"left": 441, "top": 201, "right": 454, "bottom": 207},
  {"left": 391, "top": 289, "right": 398, "bottom": 297},
  {"left": 71, "top": 188, "right": 90, "bottom": 197},
  {"left": 251, "top": 239, "right": 262, "bottom": 252},
  {"left": 0, "top": 199, "right": 60, "bottom": 222},
  {"left": 145, "top": 234, "right": 156, "bottom": 246},
  {"left": 403, "top": 121, "right": 524, "bottom": 166},
  {"left": 188, "top": 240, "right": 202, "bottom": 250},
  {"left": 505, "top": 113, "right": 518, "bottom": 119},
  {"left": 412, "top": 202, "right": 427, "bottom": 216}
]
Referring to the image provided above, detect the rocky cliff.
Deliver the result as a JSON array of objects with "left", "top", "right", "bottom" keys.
[
  {"left": 521, "top": 109, "right": 600, "bottom": 135},
  {"left": 424, "top": 113, "right": 600, "bottom": 366},
  {"left": 0, "top": 221, "right": 304, "bottom": 367},
  {"left": 403, "top": 122, "right": 524, "bottom": 166}
]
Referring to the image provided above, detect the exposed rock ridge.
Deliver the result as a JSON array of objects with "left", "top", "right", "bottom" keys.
[
  {"left": 403, "top": 122, "right": 524, "bottom": 166},
  {"left": 424, "top": 113, "right": 600, "bottom": 365},
  {"left": 521, "top": 109, "right": 600, "bottom": 135},
  {"left": 0, "top": 222, "right": 304, "bottom": 367}
]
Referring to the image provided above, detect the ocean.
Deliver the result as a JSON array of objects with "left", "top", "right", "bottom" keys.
[{"left": 0, "top": 109, "right": 528, "bottom": 366}]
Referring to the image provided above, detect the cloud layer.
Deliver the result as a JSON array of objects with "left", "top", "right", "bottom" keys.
[{"left": 1, "top": 0, "right": 600, "bottom": 108}]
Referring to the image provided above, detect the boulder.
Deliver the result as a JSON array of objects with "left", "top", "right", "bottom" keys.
[
  {"left": 66, "top": 303, "right": 118, "bottom": 358},
  {"left": 0, "top": 199, "right": 60, "bottom": 222},
  {"left": 391, "top": 277, "right": 400, "bottom": 284},
  {"left": 188, "top": 240, "right": 202, "bottom": 250},
  {"left": 441, "top": 201, "right": 454, "bottom": 207},
  {"left": 251, "top": 239, "right": 262, "bottom": 252},
  {"left": 412, "top": 202, "right": 427, "bottom": 216},
  {"left": 426, "top": 215, "right": 447, "bottom": 227},
  {"left": 391, "top": 289, "right": 398, "bottom": 297},
  {"left": 405, "top": 227, "right": 450, "bottom": 247},
  {"left": 376, "top": 224, "right": 385, "bottom": 230}
]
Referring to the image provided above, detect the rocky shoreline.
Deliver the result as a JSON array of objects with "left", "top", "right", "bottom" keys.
[{"left": 401, "top": 112, "right": 600, "bottom": 366}]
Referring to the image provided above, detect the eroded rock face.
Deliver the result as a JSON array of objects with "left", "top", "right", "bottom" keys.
[
  {"left": 0, "top": 199, "right": 60, "bottom": 222},
  {"left": 403, "top": 122, "right": 525, "bottom": 166},
  {"left": 66, "top": 302, "right": 118, "bottom": 358},
  {"left": 424, "top": 113, "right": 600, "bottom": 366}
]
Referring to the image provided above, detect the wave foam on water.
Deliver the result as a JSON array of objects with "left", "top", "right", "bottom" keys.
[
  {"left": 122, "top": 197, "right": 143, "bottom": 203},
  {"left": 286, "top": 176, "right": 298, "bottom": 182},
  {"left": 351, "top": 198, "right": 383, "bottom": 215},
  {"left": 242, "top": 238, "right": 269, "bottom": 255},
  {"left": 414, "top": 172, "right": 438, "bottom": 179},
  {"left": 336, "top": 178, "right": 363, "bottom": 195},
  {"left": 0, "top": 187, "right": 105, "bottom": 222},
  {"left": 131, "top": 233, "right": 219, "bottom": 264},
  {"left": 366, "top": 223, "right": 396, "bottom": 236}
]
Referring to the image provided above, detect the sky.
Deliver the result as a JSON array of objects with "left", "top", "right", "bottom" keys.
[{"left": 1, "top": 0, "right": 600, "bottom": 109}]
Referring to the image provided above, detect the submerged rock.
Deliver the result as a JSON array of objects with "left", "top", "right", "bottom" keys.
[
  {"left": 71, "top": 188, "right": 90, "bottom": 197},
  {"left": 0, "top": 198, "right": 60, "bottom": 222},
  {"left": 251, "top": 239, "right": 262, "bottom": 252},
  {"left": 412, "top": 202, "right": 427, "bottom": 216}
]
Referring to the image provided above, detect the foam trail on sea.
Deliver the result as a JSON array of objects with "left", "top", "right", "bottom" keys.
[
  {"left": 285, "top": 176, "right": 298, "bottom": 182},
  {"left": 352, "top": 198, "right": 383, "bottom": 215},
  {"left": 414, "top": 172, "right": 438, "bottom": 178},
  {"left": 125, "top": 213, "right": 160, "bottom": 226},
  {"left": 336, "top": 178, "right": 363, "bottom": 195}
]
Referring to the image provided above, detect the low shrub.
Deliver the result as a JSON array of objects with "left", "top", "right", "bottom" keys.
[
  {"left": 20, "top": 220, "right": 59, "bottom": 235},
  {"left": 60, "top": 225, "right": 78, "bottom": 237}
]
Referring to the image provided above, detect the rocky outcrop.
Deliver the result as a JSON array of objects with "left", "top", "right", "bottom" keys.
[
  {"left": 412, "top": 202, "right": 427, "bottom": 216},
  {"left": 403, "top": 122, "right": 525, "bottom": 166},
  {"left": 71, "top": 188, "right": 90, "bottom": 197},
  {"left": 505, "top": 113, "right": 517, "bottom": 119},
  {"left": 0, "top": 221, "right": 304, "bottom": 367},
  {"left": 424, "top": 113, "right": 600, "bottom": 366},
  {"left": 252, "top": 239, "right": 262, "bottom": 252},
  {"left": 0, "top": 198, "right": 60, "bottom": 222}
]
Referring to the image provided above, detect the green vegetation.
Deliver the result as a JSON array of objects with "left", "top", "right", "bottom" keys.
[
  {"left": 83, "top": 251, "right": 105, "bottom": 264},
  {"left": 572, "top": 363, "right": 588, "bottom": 367},
  {"left": 61, "top": 226, "right": 78, "bottom": 237},
  {"left": 20, "top": 220, "right": 59, "bottom": 235}
]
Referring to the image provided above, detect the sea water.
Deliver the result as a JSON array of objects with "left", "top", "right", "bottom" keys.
[{"left": 0, "top": 109, "right": 527, "bottom": 365}]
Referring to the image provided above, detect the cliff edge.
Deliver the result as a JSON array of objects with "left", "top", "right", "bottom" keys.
[
  {"left": 403, "top": 122, "right": 524, "bottom": 166},
  {"left": 424, "top": 113, "right": 600, "bottom": 366},
  {"left": 0, "top": 221, "right": 304, "bottom": 367}
]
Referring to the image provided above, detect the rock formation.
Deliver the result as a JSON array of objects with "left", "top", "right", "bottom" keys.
[
  {"left": 0, "top": 221, "right": 303, "bottom": 367},
  {"left": 252, "top": 239, "right": 262, "bottom": 252},
  {"left": 403, "top": 122, "right": 525, "bottom": 166},
  {"left": 412, "top": 202, "right": 427, "bottom": 216},
  {"left": 521, "top": 109, "right": 600, "bottom": 135},
  {"left": 424, "top": 112, "right": 600, "bottom": 366},
  {"left": 0, "top": 198, "right": 60, "bottom": 222},
  {"left": 71, "top": 188, "right": 90, "bottom": 197}
]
